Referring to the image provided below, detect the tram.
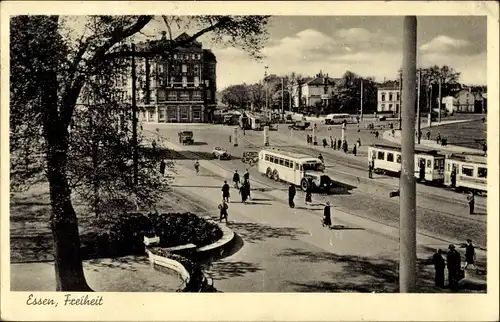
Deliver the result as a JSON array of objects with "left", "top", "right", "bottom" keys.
[
  {"left": 444, "top": 153, "right": 487, "bottom": 194},
  {"left": 368, "top": 144, "right": 445, "bottom": 183}
]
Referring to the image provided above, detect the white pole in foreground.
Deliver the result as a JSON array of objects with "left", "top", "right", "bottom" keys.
[
  {"left": 233, "top": 127, "right": 238, "bottom": 147},
  {"left": 264, "top": 126, "right": 269, "bottom": 146},
  {"left": 400, "top": 16, "right": 418, "bottom": 293}
]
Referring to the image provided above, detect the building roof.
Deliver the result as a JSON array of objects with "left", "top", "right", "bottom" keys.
[
  {"left": 378, "top": 81, "right": 400, "bottom": 90},
  {"left": 304, "top": 76, "right": 338, "bottom": 86}
]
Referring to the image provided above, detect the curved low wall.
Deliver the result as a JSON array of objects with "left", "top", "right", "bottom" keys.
[{"left": 146, "top": 250, "right": 190, "bottom": 286}]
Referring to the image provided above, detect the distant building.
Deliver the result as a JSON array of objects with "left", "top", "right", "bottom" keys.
[
  {"left": 441, "top": 96, "right": 455, "bottom": 114},
  {"left": 292, "top": 71, "right": 338, "bottom": 109},
  {"left": 377, "top": 81, "right": 400, "bottom": 113},
  {"left": 453, "top": 89, "right": 475, "bottom": 113}
]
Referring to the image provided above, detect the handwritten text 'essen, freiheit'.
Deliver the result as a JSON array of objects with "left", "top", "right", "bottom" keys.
[{"left": 26, "top": 294, "right": 104, "bottom": 307}]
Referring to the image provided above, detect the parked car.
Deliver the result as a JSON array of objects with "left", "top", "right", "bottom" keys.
[
  {"left": 288, "top": 120, "right": 311, "bottom": 130},
  {"left": 178, "top": 131, "right": 194, "bottom": 145},
  {"left": 212, "top": 147, "right": 231, "bottom": 160},
  {"left": 241, "top": 151, "right": 259, "bottom": 166}
]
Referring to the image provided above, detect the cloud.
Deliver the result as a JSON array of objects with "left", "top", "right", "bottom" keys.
[
  {"left": 213, "top": 29, "right": 486, "bottom": 89},
  {"left": 420, "top": 35, "right": 470, "bottom": 54}
]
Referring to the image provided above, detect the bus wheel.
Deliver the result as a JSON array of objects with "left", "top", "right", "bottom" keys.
[
  {"left": 273, "top": 170, "right": 279, "bottom": 181},
  {"left": 266, "top": 168, "right": 273, "bottom": 178},
  {"left": 301, "top": 179, "right": 308, "bottom": 192}
]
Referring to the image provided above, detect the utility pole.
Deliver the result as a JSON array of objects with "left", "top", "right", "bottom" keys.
[
  {"left": 131, "top": 43, "right": 138, "bottom": 185},
  {"left": 264, "top": 66, "right": 268, "bottom": 112},
  {"left": 438, "top": 77, "right": 442, "bottom": 123},
  {"left": 281, "top": 77, "right": 285, "bottom": 121},
  {"left": 417, "top": 69, "right": 421, "bottom": 144},
  {"left": 398, "top": 70, "right": 403, "bottom": 130},
  {"left": 400, "top": 16, "right": 417, "bottom": 293},
  {"left": 360, "top": 79, "right": 364, "bottom": 120}
]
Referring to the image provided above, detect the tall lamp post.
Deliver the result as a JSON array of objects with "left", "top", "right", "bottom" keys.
[
  {"left": 400, "top": 16, "right": 418, "bottom": 293},
  {"left": 264, "top": 65, "right": 269, "bottom": 112}
]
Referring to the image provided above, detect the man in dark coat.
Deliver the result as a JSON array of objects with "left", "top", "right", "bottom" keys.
[
  {"left": 159, "top": 159, "right": 166, "bottom": 176},
  {"left": 464, "top": 239, "right": 477, "bottom": 271},
  {"left": 305, "top": 178, "right": 313, "bottom": 204},
  {"left": 218, "top": 200, "right": 229, "bottom": 223},
  {"left": 432, "top": 249, "right": 445, "bottom": 288},
  {"left": 447, "top": 244, "right": 461, "bottom": 288},
  {"left": 352, "top": 144, "right": 357, "bottom": 156},
  {"left": 239, "top": 182, "right": 248, "bottom": 203},
  {"left": 288, "top": 184, "right": 296, "bottom": 208},
  {"left": 233, "top": 170, "right": 240, "bottom": 189},
  {"left": 322, "top": 201, "right": 332, "bottom": 228},
  {"left": 467, "top": 192, "right": 475, "bottom": 214},
  {"left": 368, "top": 159, "right": 374, "bottom": 179},
  {"left": 337, "top": 139, "right": 342, "bottom": 149},
  {"left": 221, "top": 181, "right": 230, "bottom": 203},
  {"left": 450, "top": 167, "right": 457, "bottom": 187}
]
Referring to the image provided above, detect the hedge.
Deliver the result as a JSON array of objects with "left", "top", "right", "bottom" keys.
[{"left": 80, "top": 212, "right": 222, "bottom": 260}]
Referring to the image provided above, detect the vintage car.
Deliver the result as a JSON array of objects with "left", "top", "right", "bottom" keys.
[
  {"left": 241, "top": 151, "right": 259, "bottom": 166},
  {"left": 288, "top": 120, "right": 311, "bottom": 130},
  {"left": 178, "top": 131, "right": 194, "bottom": 145},
  {"left": 300, "top": 172, "right": 335, "bottom": 192},
  {"left": 212, "top": 147, "right": 231, "bottom": 160}
]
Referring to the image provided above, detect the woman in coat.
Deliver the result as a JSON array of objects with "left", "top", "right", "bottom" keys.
[{"left": 322, "top": 201, "right": 332, "bottom": 228}]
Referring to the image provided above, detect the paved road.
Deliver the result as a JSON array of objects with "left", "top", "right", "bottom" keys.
[{"left": 144, "top": 124, "right": 487, "bottom": 249}]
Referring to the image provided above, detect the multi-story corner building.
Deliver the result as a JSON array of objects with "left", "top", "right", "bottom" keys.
[
  {"left": 131, "top": 32, "right": 217, "bottom": 123},
  {"left": 377, "top": 81, "right": 400, "bottom": 113}
]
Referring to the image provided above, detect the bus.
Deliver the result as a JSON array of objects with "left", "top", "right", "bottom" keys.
[
  {"left": 325, "top": 113, "right": 351, "bottom": 125},
  {"left": 257, "top": 149, "right": 334, "bottom": 191},
  {"left": 368, "top": 144, "right": 445, "bottom": 182},
  {"left": 444, "top": 153, "right": 487, "bottom": 194}
]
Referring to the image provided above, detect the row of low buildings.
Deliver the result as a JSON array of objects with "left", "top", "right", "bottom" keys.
[{"left": 79, "top": 31, "right": 218, "bottom": 124}]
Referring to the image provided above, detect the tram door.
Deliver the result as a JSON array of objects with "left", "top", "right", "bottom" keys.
[
  {"left": 418, "top": 158, "right": 426, "bottom": 181},
  {"left": 451, "top": 163, "right": 458, "bottom": 187}
]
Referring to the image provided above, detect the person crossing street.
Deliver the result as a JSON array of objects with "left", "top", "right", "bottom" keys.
[
  {"left": 218, "top": 200, "right": 229, "bottom": 224},
  {"left": 221, "top": 181, "right": 230, "bottom": 203},
  {"left": 233, "top": 170, "right": 240, "bottom": 189},
  {"left": 288, "top": 184, "right": 296, "bottom": 208}
]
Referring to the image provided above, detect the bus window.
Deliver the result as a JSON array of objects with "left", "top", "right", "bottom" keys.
[
  {"left": 461, "top": 166, "right": 474, "bottom": 176},
  {"left": 264, "top": 154, "right": 268, "bottom": 161},
  {"left": 478, "top": 167, "right": 487, "bottom": 178},
  {"left": 427, "top": 160, "right": 432, "bottom": 168},
  {"left": 295, "top": 163, "right": 300, "bottom": 170},
  {"left": 269, "top": 156, "right": 274, "bottom": 163},
  {"left": 396, "top": 154, "right": 401, "bottom": 164},
  {"left": 274, "top": 157, "right": 279, "bottom": 165},
  {"left": 284, "top": 160, "right": 289, "bottom": 167},
  {"left": 279, "top": 158, "right": 284, "bottom": 166},
  {"left": 377, "top": 151, "right": 385, "bottom": 160},
  {"left": 387, "top": 153, "right": 394, "bottom": 162}
]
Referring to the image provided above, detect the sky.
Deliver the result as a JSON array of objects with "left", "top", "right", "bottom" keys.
[{"left": 62, "top": 15, "right": 488, "bottom": 90}]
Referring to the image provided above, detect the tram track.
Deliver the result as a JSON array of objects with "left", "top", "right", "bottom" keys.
[{"left": 145, "top": 129, "right": 486, "bottom": 249}]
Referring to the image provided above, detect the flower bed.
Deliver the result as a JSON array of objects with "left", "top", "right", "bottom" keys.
[{"left": 80, "top": 212, "right": 222, "bottom": 260}]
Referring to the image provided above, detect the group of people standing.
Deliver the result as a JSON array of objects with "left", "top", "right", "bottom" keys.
[
  {"left": 432, "top": 240, "right": 477, "bottom": 289},
  {"left": 218, "top": 169, "right": 251, "bottom": 223}
]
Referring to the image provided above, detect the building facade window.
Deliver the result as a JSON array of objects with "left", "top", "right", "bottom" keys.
[
  {"left": 381, "top": 103, "right": 385, "bottom": 111},
  {"left": 179, "top": 91, "right": 189, "bottom": 101},
  {"left": 381, "top": 93, "right": 386, "bottom": 101},
  {"left": 167, "top": 91, "right": 177, "bottom": 101},
  {"left": 182, "top": 76, "right": 187, "bottom": 87},
  {"left": 174, "top": 54, "right": 177, "bottom": 59},
  {"left": 396, "top": 104, "right": 399, "bottom": 111},
  {"left": 192, "top": 90, "right": 202, "bottom": 101},
  {"left": 182, "top": 64, "right": 187, "bottom": 73},
  {"left": 389, "top": 93, "right": 393, "bottom": 101},
  {"left": 149, "top": 110, "right": 154, "bottom": 120},
  {"left": 180, "top": 108, "right": 189, "bottom": 119},
  {"left": 397, "top": 93, "right": 400, "bottom": 101},
  {"left": 193, "top": 108, "right": 201, "bottom": 120},
  {"left": 158, "top": 64, "right": 163, "bottom": 74},
  {"left": 206, "top": 90, "right": 211, "bottom": 100},
  {"left": 159, "top": 109, "right": 166, "bottom": 120},
  {"left": 197, "top": 54, "right": 201, "bottom": 59},
  {"left": 192, "top": 54, "right": 196, "bottom": 60},
  {"left": 167, "top": 108, "right": 176, "bottom": 120},
  {"left": 389, "top": 104, "right": 393, "bottom": 110},
  {"left": 194, "top": 76, "right": 200, "bottom": 87}
]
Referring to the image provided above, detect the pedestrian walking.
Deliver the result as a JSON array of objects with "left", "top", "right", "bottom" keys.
[
  {"left": 218, "top": 200, "right": 229, "bottom": 223},
  {"left": 330, "top": 136, "right": 334, "bottom": 149},
  {"left": 159, "top": 159, "right": 166, "bottom": 176},
  {"left": 288, "top": 184, "right": 296, "bottom": 208},
  {"left": 368, "top": 159, "right": 374, "bottom": 179},
  {"left": 333, "top": 139, "right": 337, "bottom": 150},
  {"left": 313, "top": 136, "right": 318, "bottom": 146},
  {"left": 391, "top": 129, "right": 395, "bottom": 137},
  {"left": 152, "top": 139, "right": 157, "bottom": 152},
  {"left": 463, "top": 239, "right": 477, "bottom": 271},
  {"left": 239, "top": 182, "right": 248, "bottom": 203},
  {"left": 375, "top": 131, "right": 379, "bottom": 139},
  {"left": 432, "top": 248, "right": 445, "bottom": 288},
  {"left": 467, "top": 192, "right": 475, "bottom": 214},
  {"left": 450, "top": 167, "right": 457, "bottom": 187},
  {"left": 436, "top": 133, "right": 441, "bottom": 144},
  {"left": 323, "top": 138, "right": 328, "bottom": 148},
  {"left": 221, "top": 181, "right": 230, "bottom": 203},
  {"left": 322, "top": 201, "right": 332, "bottom": 229},
  {"left": 426, "top": 130, "right": 431, "bottom": 140},
  {"left": 337, "top": 139, "right": 342, "bottom": 149},
  {"left": 245, "top": 178, "right": 252, "bottom": 200},
  {"left": 352, "top": 144, "right": 357, "bottom": 156},
  {"left": 447, "top": 244, "right": 462, "bottom": 288},
  {"left": 318, "top": 153, "right": 324, "bottom": 164},
  {"left": 305, "top": 179, "right": 313, "bottom": 204},
  {"left": 244, "top": 169, "right": 250, "bottom": 182},
  {"left": 194, "top": 160, "right": 200, "bottom": 174},
  {"left": 342, "top": 140, "right": 348, "bottom": 154},
  {"left": 357, "top": 138, "right": 361, "bottom": 147},
  {"left": 233, "top": 170, "right": 240, "bottom": 189}
]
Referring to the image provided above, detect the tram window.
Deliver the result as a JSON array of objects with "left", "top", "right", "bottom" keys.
[
  {"left": 274, "top": 157, "right": 279, "bottom": 164},
  {"left": 427, "top": 160, "right": 432, "bottom": 168},
  {"left": 284, "top": 160, "right": 289, "bottom": 167},
  {"left": 396, "top": 154, "right": 401, "bottom": 164},
  {"left": 461, "top": 166, "right": 474, "bottom": 176},
  {"left": 377, "top": 151, "right": 385, "bottom": 160},
  {"left": 269, "top": 156, "right": 274, "bottom": 163},
  {"left": 387, "top": 153, "right": 394, "bottom": 162},
  {"left": 478, "top": 167, "right": 487, "bottom": 178},
  {"left": 265, "top": 154, "right": 269, "bottom": 161}
]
